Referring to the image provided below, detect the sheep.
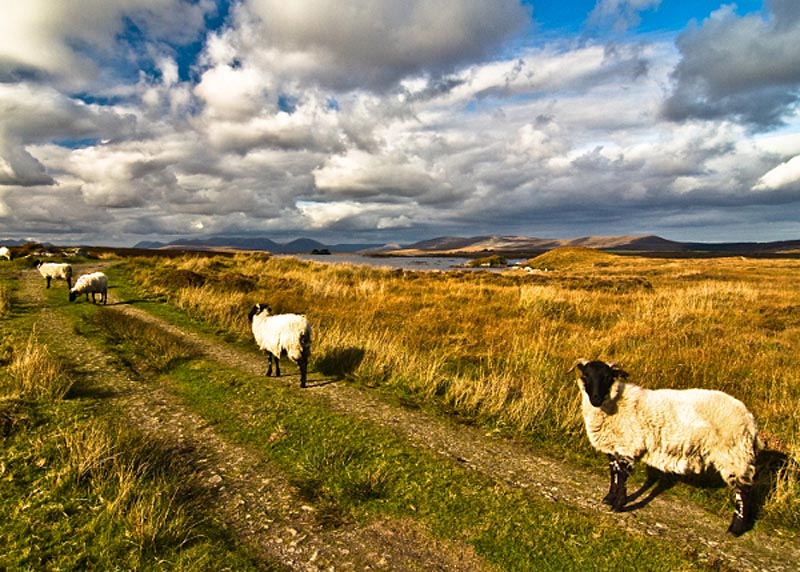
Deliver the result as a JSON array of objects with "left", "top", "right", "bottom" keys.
[
  {"left": 248, "top": 303, "right": 311, "bottom": 388},
  {"left": 0, "top": 246, "right": 11, "bottom": 261},
  {"left": 572, "top": 359, "right": 761, "bottom": 536},
  {"left": 36, "top": 261, "right": 73, "bottom": 289},
  {"left": 69, "top": 271, "right": 108, "bottom": 304}
]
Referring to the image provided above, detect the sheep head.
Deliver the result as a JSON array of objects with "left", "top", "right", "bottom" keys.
[
  {"left": 248, "top": 303, "right": 272, "bottom": 323},
  {"left": 573, "top": 359, "right": 628, "bottom": 408}
]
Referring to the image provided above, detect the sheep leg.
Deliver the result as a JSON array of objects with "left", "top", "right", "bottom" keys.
[
  {"left": 265, "top": 352, "right": 274, "bottom": 376},
  {"left": 273, "top": 356, "right": 281, "bottom": 378},
  {"left": 603, "top": 454, "right": 619, "bottom": 505},
  {"left": 606, "top": 455, "right": 633, "bottom": 511},
  {"left": 298, "top": 356, "right": 307, "bottom": 388},
  {"left": 46, "top": 276, "right": 52, "bottom": 288},
  {"left": 728, "top": 485, "right": 753, "bottom": 536}
]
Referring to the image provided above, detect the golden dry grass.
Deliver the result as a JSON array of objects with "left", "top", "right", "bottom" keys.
[
  {"left": 0, "top": 283, "right": 11, "bottom": 317},
  {"left": 6, "top": 330, "right": 74, "bottom": 401},
  {"left": 124, "top": 249, "right": 800, "bottom": 527}
]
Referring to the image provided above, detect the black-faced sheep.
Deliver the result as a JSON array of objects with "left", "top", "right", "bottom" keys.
[
  {"left": 248, "top": 303, "right": 311, "bottom": 388},
  {"left": 572, "top": 359, "right": 761, "bottom": 536},
  {"left": 36, "top": 261, "right": 73, "bottom": 289},
  {"left": 69, "top": 272, "right": 108, "bottom": 304}
]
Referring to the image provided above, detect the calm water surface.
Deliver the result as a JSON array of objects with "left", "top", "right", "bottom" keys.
[{"left": 291, "top": 253, "right": 525, "bottom": 271}]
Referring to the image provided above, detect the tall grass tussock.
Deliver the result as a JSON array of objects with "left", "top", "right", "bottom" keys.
[
  {"left": 7, "top": 331, "right": 74, "bottom": 401},
  {"left": 120, "top": 249, "right": 800, "bottom": 531}
]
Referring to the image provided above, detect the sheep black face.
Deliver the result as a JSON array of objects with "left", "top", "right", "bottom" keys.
[
  {"left": 577, "top": 360, "right": 628, "bottom": 407},
  {"left": 248, "top": 303, "right": 272, "bottom": 323}
]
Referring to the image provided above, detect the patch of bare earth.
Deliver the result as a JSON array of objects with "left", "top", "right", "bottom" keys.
[{"left": 27, "top": 265, "right": 800, "bottom": 571}]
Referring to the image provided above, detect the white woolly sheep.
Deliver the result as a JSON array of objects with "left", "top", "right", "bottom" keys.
[
  {"left": 248, "top": 303, "right": 311, "bottom": 388},
  {"left": 572, "top": 359, "right": 761, "bottom": 536},
  {"left": 36, "top": 261, "right": 73, "bottom": 289},
  {"left": 0, "top": 246, "right": 11, "bottom": 261},
  {"left": 69, "top": 271, "right": 108, "bottom": 304}
]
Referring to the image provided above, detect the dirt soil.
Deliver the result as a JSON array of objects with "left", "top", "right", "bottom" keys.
[{"left": 23, "top": 265, "right": 800, "bottom": 571}]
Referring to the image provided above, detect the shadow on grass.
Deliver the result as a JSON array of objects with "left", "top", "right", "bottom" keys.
[
  {"left": 313, "top": 347, "right": 365, "bottom": 381},
  {"left": 105, "top": 296, "right": 165, "bottom": 307},
  {"left": 620, "top": 448, "right": 794, "bottom": 533}
]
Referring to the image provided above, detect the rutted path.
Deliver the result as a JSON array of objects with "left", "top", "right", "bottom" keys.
[
  {"left": 31, "top": 264, "right": 800, "bottom": 571},
  {"left": 23, "top": 267, "right": 492, "bottom": 572}
]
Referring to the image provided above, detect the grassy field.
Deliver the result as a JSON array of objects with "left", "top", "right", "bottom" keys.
[
  {"left": 1, "top": 248, "right": 798, "bottom": 570},
  {"left": 119, "top": 248, "right": 800, "bottom": 530}
]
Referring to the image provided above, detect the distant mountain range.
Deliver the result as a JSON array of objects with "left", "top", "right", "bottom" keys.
[
  {"left": 132, "top": 234, "right": 800, "bottom": 257},
  {"left": 384, "top": 234, "right": 800, "bottom": 256},
  {"left": 134, "top": 236, "right": 382, "bottom": 254}
]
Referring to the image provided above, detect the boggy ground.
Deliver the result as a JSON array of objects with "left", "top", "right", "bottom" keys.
[{"left": 22, "top": 264, "right": 800, "bottom": 571}]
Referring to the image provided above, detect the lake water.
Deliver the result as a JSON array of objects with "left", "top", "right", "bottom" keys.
[{"left": 290, "top": 253, "right": 526, "bottom": 271}]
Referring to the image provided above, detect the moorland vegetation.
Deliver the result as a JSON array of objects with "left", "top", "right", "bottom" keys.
[
  {"left": 1, "top": 246, "right": 799, "bottom": 569},
  {"left": 122, "top": 247, "right": 800, "bottom": 530}
]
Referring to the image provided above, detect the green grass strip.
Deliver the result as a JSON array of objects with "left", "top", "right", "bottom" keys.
[{"left": 166, "top": 359, "right": 708, "bottom": 572}]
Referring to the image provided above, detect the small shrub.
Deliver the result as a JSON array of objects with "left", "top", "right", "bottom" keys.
[
  {"left": 7, "top": 332, "right": 73, "bottom": 401},
  {"left": 466, "top": 255, "right": 508, "bottom": 268},
  {"left": 0, "top": 283, "right": 11, "bottom": 316}
]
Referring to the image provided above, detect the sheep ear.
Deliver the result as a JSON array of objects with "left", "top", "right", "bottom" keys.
[
  {"left": 569, "top": 358, "right": 589, "bottom": 374},
  {"left": 609, "top": 362, "right": 629, "bottom": 379}
]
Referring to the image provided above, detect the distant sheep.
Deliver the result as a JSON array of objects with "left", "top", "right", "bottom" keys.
[
  {"left": 0, "top": 246, "right": 11, "bottom": 261},
  {"left": 36, "top": 261, "right": 73, "bottom": 289},
  {"left": 248, "top": 303, "right": 311, "bottom": 388},
  {"left": 572, "top": 359, "right": 761, "bottom": 536},
  {"left": 69, "top": 272, "right": 108, "bottom": 304}
]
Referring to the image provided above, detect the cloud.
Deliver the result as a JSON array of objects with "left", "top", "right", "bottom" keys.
[
  {"left": 313, "top": 148, "right": 443, "bottom": 202},
  {"left": 0, "top": 144, "right": 53, "bottom": 187},
  {"left": 0, "top": 83, "right": 134, "bottom": 186},
  {"left": 753, "top": 155, "right": 800, "bottom": 191},
  {"left": 210, "top": 0, "right": 531, "bottom": 93},
  {"left": 663, "top": 2, "right": 800, "bottom": 129},
  {"left": 588, "top": 0, "right": 662, "bottom": 33},
  {"left": 0, "top": 0, "right": 215, "bottom": 91}
]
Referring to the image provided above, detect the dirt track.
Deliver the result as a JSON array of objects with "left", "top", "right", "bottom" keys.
[{"left": 26, "top": 265, "right": 800, "bottom": 571}]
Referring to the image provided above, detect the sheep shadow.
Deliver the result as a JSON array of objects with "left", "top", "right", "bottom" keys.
[
  {"left": 751, "top": 448, "right": 792, "bottom": 522},
  {"left": 620, "top": 448, "right": 792, "bottom": 526},
  {"left": 313, "top": 347, "right": 365, "bottom": 381},
  {"left": 106, "top": 295, "right": 165, "bottom": 306},
  {"left": 621, "top": 467, "right": 677, "bottom": 511}
]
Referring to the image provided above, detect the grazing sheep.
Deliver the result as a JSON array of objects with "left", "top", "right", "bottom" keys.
[
  {"left": 248, "top": 303, "right": 311, "bottom": 388},
  {"left": 36, "top": 261, "right": 73, "bottom": 289},
  {"left": 69, "top": 272, "right": 108, "bottom": 304},
  {"left": 572, "top": 359, "right": 761, "bottom": 536},
  {"left": 0, "top": 246, "right": 11, "bottom": 261}
]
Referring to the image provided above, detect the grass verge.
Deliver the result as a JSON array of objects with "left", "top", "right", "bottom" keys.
[{"left": 0, "top": 264, "right": 270, "bottom": 571}]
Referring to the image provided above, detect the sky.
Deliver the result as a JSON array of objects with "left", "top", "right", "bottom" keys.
[{"left": 1, "top": 0, "right": 799, "bottom": 247}]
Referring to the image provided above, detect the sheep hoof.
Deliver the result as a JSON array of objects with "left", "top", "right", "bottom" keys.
[
  {"left": 728, "top": 519, "right": 746, "bottom": 536},
  {"left": 611, "top": 494, "right": 627, "bottom": 512}
]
